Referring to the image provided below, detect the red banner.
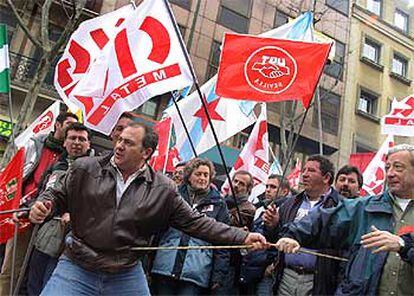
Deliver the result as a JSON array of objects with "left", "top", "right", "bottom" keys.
[
  {"left": 0, "top": 148, "right": 28, "bottom": 244},
  {"left": 216, "top": 33, "right": 332, "bottom": 109},
  {"left": 149, "top": 117, "right": 179, "bottom": 173},
  {"left": 349, "top": 152, "right": 375, "bottom": 173}
]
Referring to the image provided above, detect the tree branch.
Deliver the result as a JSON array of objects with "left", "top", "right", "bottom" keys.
[
  {"left": 6, "top": 0, "right": 43, "bottom": 49},
  {"left": 51, "top": 0, "right": 87, "bottom": 57},
  {"left": 41, "top": 0, "right": 53, "bottom": 52},
  {"left": 59, "top": 0, "right": 72, "bottom": 19}
]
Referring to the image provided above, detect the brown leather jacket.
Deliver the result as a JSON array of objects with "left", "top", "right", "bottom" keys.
[{"left": 40, "top": 154, "right": 247, "bottom": 273}]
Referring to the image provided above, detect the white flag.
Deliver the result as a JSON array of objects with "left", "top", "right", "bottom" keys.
[
  {"left": 55, "top": 5, "right": 135, "bottom": 120},
  {"left": 166, "top": 76, "right": 257, "bottom": 161},
  {"left": 381, "top": 95, "right": 414, "bottom": 137},
  {"left": 221, "top": 104, "right": 269, "bottom": 202},
  {"left": 68, "top": 0, "right": 192, "bottom": 134},
  {"left": 361, "top": 135, "right": 394, "bottom": 196},
  {"left": 15, "top": 101, "right": 60, "bottom": 148}
]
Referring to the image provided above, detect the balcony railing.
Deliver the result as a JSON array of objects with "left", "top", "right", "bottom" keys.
[{"left": 9, "top": 51, "right": 57, "bottom": 95}]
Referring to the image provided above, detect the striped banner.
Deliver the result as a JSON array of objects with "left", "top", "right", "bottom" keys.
[{"left": 0, "top": 24, "right": 10, "bottom": 93}]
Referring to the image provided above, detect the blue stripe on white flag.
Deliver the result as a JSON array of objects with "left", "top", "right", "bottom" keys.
[{"left": 287, "top": 12, "right": 313, "bottom": 40}]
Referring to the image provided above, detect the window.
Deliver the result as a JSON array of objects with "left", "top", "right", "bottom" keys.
[
  {"left": 392, "top": 54, "right": 408, "bottom": 77},
  {"left": 274, "top": 10, "right": 289, "bottom": 28},
  {"left": 362, "top": 38, "right": 381, "bottom": 64},
  {"left": 137, "top": 100, "right": 159, "bottom": 119},
  {"left": 358, "top": 89, "right": 378, "bottom": 115},
  {"left": 268, "top": 101, "right": 296, "bottom": 117},
  {"left": 205, "top": 40, "right": 221, "bottom": 80},
  {"left": 355, "top": 141, "right": 374, "bottom": 153},
  {"left": 217, "top": 0, "right": 251, "bottom": 33},
  {"left": 394, "top": 9, "right": 409, "bottom": 33},
  {"left": 312, "top": 89, "right": 341, "bottom": 135},
  {"left": 169, "top": 0, "right": 192, "bottom": 10},
  {"left": 85, "top": 0, "right": 103, "bottom": 12},
  {"left": 324, "top": 39, "right": 345, "bottom": 80},
  {"left": 326, "top": 0, "right": 349, "bottom": 15},
  {"left": 0, "top": 10, "right": 17, "bottom": 43},
  {"left": 366, "top": 0, "right": 381, "bottom": 16},
  {"left": 232, "top": 132, "right": 249, "bottom": 149}
]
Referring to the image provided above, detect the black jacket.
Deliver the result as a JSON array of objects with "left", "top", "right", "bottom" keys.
[{"left": 266, "top": 188, "right": 344, "bottom": 295}]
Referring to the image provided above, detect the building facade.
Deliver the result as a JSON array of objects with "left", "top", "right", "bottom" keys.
[{"left": 338, "top": 0, "right": 414, "bottom": 165}]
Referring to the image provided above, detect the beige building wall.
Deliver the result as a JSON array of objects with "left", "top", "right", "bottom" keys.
[{"left": 338, "top": 0, "right": 414, "bottom": 165}]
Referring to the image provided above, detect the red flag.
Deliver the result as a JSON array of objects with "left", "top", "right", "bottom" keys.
[
  {"left": 164, "top": 147, "right": 181, "bottom": 173},
  {"left": 149, "top": 117, "right": 172, "bottom": 172},
  {"left": 0, "top": 148, "right": 28, "bottom": 244},
  {"left": 287, "top": 159, "right": 302, "bottom": 191},
  {"left": 349, "top": 153, "right": 375, "bottom": 173},
  {"left": 216, "top": 33, "right": 332, "bottom": 109}
]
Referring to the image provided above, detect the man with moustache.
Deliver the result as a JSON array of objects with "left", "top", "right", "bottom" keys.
[
  {"left": 29, "top": 123, "right": 267, "bottom": 295},
  {"left": 334, "top": 165, "right": 363, "bottom": 199}
]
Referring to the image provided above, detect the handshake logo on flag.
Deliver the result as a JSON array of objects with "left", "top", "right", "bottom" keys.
[{"left": 244, "top": 46, "right": 297, "bottom": 95}]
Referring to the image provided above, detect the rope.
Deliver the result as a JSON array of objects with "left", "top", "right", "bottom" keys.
[{"left": 129, "top": 244, "right": 348, "bottom": 262}]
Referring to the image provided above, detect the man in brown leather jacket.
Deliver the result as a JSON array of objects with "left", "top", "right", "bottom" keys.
[{"left": 29, "top": 122, "right": 267, "bottom": 295}]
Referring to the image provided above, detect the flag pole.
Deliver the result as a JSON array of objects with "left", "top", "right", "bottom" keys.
[
  {"left": 162, "top": 0, "right": 244, "bottom": 225},
  {"left": 269, "top": 38, "right": 332, "bottom": 206},
  {"left": 315, "top": 88, "right": 324, "bottom": 155},
  {"left": 269, "top": 106, "right": 310, "bottom": 207},
  {"left": 162, "top": 119, "right": 173, "bottom": 174},
  {"left": 10, "top": 222, "right": 18, "bottom": 295},
  {"left": 2, "top": 25, "right": 17, "bottom": 155},
  {"left": 172, "top": 96, "right": 198, "bottom": 158},
  {"left": 7, "top": 67, "right": 17, "bottom": 154}
]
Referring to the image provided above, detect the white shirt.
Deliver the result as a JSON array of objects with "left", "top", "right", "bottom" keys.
[
  {"left": 110, "top": 157, "right": 146, "bottom": 206},
  {"left": 395, "top": 196, "right": 411, "bottom": 212}
]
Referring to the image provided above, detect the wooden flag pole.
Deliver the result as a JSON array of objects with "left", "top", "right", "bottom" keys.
[{"left": 162, "top": 0, "right": 244, "bottom": 225}]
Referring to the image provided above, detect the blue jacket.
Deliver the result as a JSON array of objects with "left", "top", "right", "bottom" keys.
[
  {"left": 151, "top": 185, "right": 230, "bottom": 288},
  {"left": 284, "top": 191, "right": 414, "bottom": 295}
]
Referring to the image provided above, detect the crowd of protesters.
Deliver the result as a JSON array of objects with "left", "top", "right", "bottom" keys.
[{"left": 0, "top": 111, "right": 413, "bottom": 296}]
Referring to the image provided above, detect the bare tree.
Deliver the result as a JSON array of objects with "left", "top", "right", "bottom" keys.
[
  {"left": 1, "top": 0, "right": 87, "bottom": 165},
  {"left": 273, "top": 0, "right": 346, "bottom": 171}
]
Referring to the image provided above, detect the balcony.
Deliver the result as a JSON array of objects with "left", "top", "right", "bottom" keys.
[{"left": 9, "top": 51, "right": 57, "bottom": 96}]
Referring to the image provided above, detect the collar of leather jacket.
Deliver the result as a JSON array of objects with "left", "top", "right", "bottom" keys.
[{"left": 98, "top": 152, "right": 154, "bottom": 184}]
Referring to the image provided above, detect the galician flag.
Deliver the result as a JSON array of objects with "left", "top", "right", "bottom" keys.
[{"left": 0, "top": 24, "right": 10, "bottom": 93}]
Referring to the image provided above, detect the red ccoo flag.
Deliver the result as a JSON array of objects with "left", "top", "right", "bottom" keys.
[
  {"left": 0, "top": 148, "right": 28, "bottom": 244},
  {"left": 215, "top": 33, "right": 332, "bottom": 109}
]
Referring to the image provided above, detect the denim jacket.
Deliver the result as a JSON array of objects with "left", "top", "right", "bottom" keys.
[{"left": 151, "top": 185, "right": 230, "bottom": 288}]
